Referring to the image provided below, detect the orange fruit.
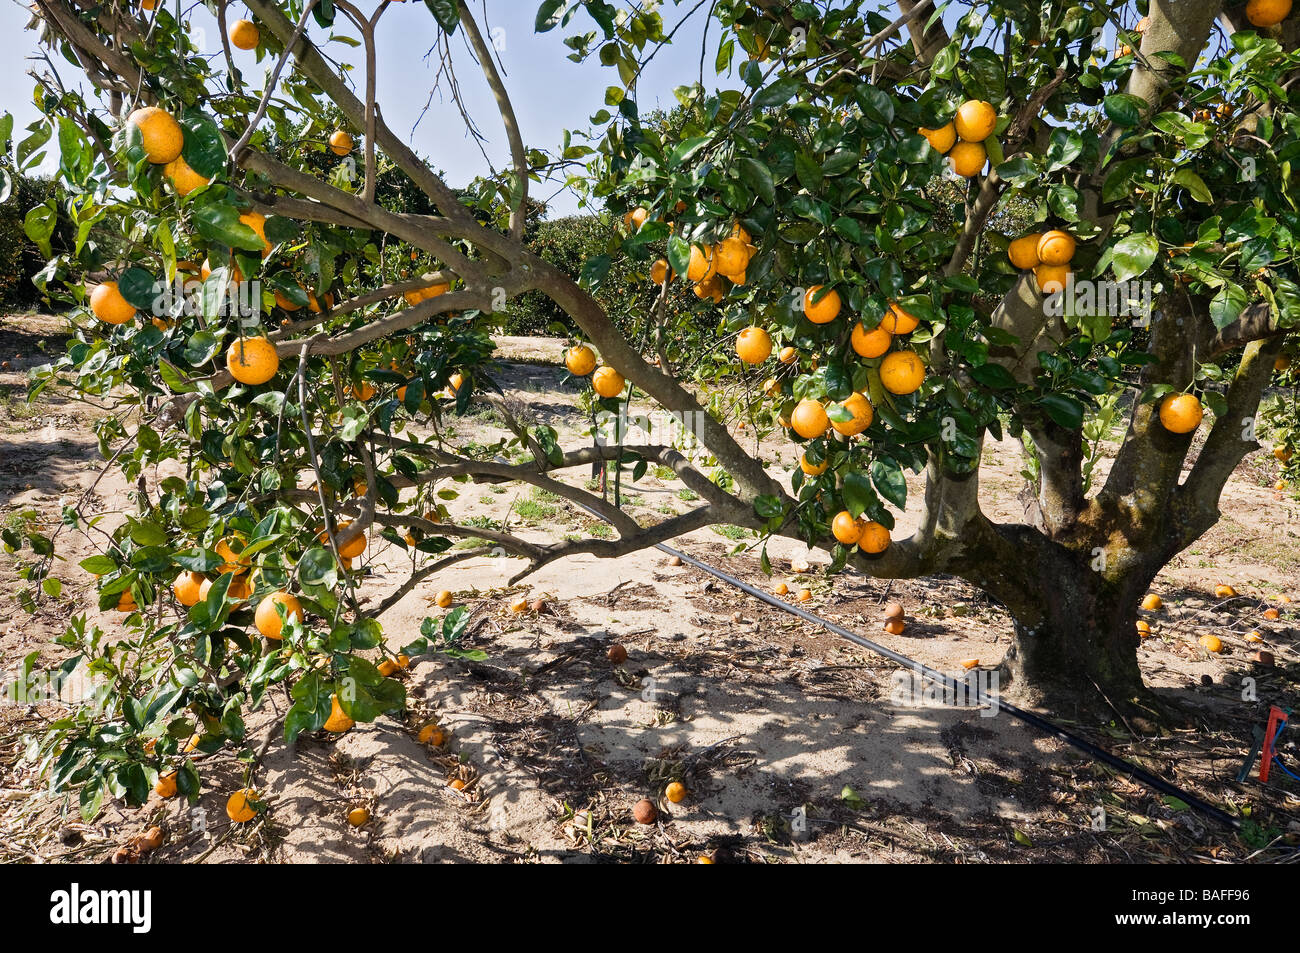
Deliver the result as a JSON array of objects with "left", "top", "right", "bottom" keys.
[
  {"left": 851, "top": 322, "right": 892, "bottom": 358},
  {"left": 155, "top": 772, "right": 178, "bottom": 798},
  {"left": 449, "top": 778, "right": 467, "bottom": 791},
  {"left": 1199, "top": 634, "right": 1224, "bottom": 654},
  {"left": 329, "top": 130, "right": 353, "bottom": 156},
  {"left": 592, "top": 366, "right": 625, "bottom": 398},
  {"left": 633, "top": 798, "right": 658, "bottom": 824},
  {"left": 214, "top": 536, "right": 249, "bottom": 575},
  {"left": 90, "top": 282, "right": 137, "bottom": 324},
  {"left": 1214, "top": 584, "right": 1238, "bottom": 598},
  {"left": 418, "top": 724, "right": 446, "bottom": 746},
  {"left": 607, "top": 643, "right": 629, "bottom": 664},
  {"left": 686, "top": 244, "right": 716, "bottom": 282},
  {"left": 226, "top": 337, "right": 279, "bottom": 385},
  {"left": 239, "top": 211, "right": 271, "bottom": 256},
  {"left": 919, "top": 123, "right": 956, "bottom": 153},
  {"left": 201, "top": 257, "right": 244, "bottom": 283},
  {"left": 1263, "top": 607, "right": 1281, "bottom": 620},
  {"left": 883, "top": 619, "right": 905, "bottom": 635},
  {"left": 796, "top": 589, "right": 813, "bottom": 602},
  {"left": 126, "top": 106, "right": 184, "bottom": 164},
  {"left": 1246, "top": 0, "right": 1292, "bottom": 27},
  {"left": 763, "top": 377, "right": 782, "bottom": 398},
  {"left": 1158, "top": 394, "right": 1203, "bottom": 434},
  {"left": 714, "top": 237, "right": 752, "bottom": 277},
  {"left": 879, "top": 350, "right": 925, "bottom": 395},
  {"left": 948, "top": 141, "right": 987, "bottom": 177},
  {"left": 1276, "top": 355, "right": 1292, "bottom": 371},
  {"left": 1245, "top": 631, "right": 1264, "bottom": 643},
  {"left": 858, "top": 521, "right": 890, "bottom": 554},
  {"left": 697, "top": 855, "right": 715, "bottom": 864},
  {"left": 349, "top": 382, "right": 377, "bottom": 402},
  {"left": 333, "top": 520, "right": 367, "bottom": 559},
  {"left": 624, "top": 207, "right": 649, "bottom": 231},
  {"left": 172, "top": 571, "right": 206, "bottom": 608},
  {"left": 1136, "top": 620, "right": 1151, "bottom": 637},
  {"left": 791, "top": 399, "right": 830, "bottom": 438},
  {"left": 879, "top": 303, "right": 919, "bottom": 334},
  {"left": 830, "top": 392, "right": 873, "bottom": 436},
  {"left": 803, "top": 285, "right": 841, "bottom": 324},
  {"left": 377, "top": 659, "right": 398, "bottom": 677},
  {"left": 954, "top": 100, "right": 997, "bottom": 142},
  {"left": 164, "top": 154, "right": 209, "bottom": 196},
  {"left": 1034, "top": 263, "right": 1070, "bottom": 294},
  {"left": 960, "top": 659, "right": 980, "bottom": 671},
  {"left": 1036, "top": 230, "right": 1076, "bottom": 266},
  {"left": 347, "top": 807, "right": 370, "bottom": 826},
  {"left": 229, "top": 18, "right": 259, "bottom": 49},
  {"left": 832, "top": 511, "right": 863, "bottom": 546},
  {"left": 664, "top": 781, "right": 687, "bottom": 804},
  {"left": 116, "top": 590, "right": 138, "bottom": 612},
  {"left": 226, "top": 789, "right": 258, "bottom": 823},
  {"left": 799, "top": 452, "right": 828, "bottom": 476},
  {"left": 323, "top": 694, "right": 354, "bottom": 733},
  {"left": 447, "top": 372, "right": 464, "bottom": 394},
  {"left": 1141, "top": 593, "right": 1163, "bottom": 611},
  {"left": 254, "top": 591, "right": 303, "bottom": 640},
  {"left": 1007, "top": 234, "right": 1042, "bottom": 270},
  {"left": 435, "top": 590, "right": 454, "bottom": 609},
  {"left": 779, "top": 346, "right": 797, "bottom": 364},
  {"left": 736, "top": 327, "right": 772, "bottom": 364},
  {"left": 1275, "top": 445, "right": 1293, "bottom": 462},
  {"left": 650, "top": 258, "right": 673, "bottom": 284},
  {"left": 198, "top": 573, "right": 251, "bottom": 604},
  {"left": 774, "top": 582, "right": 790, "bottom": 596},
  {"left": 397, "top": 654, "right": 410, "bottom": 669}
]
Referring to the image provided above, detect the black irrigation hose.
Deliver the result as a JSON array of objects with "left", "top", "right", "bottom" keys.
[{"left": 648, "top": 541, "right": 1243, "bottom": 832}]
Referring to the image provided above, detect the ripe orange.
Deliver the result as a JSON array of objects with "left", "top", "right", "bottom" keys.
[
  {"left": 1214, "top": 584, "right": 1238, "bottom": 598},
  {"left": 449, "top": 778, "right": 467, "bottom": 791},
  {"left": 229, "top": 18, "right": 259, "bottom": 49},
  {"left": 239, "top": 211, "right": 271, "bottom": 256},
  {"left": 1246, "top": 0, "right": 1292, "bottom": 27},
  {"left": 779, "top": 346, "right": 797, "bottom": 364},
  {"left": 329, "top": 130, "right": 353, "bottom": 156},
  {"left": 624, "top": 207, "right": 649, "bottom": 231},
  {"left": 774, "top": 582, "right": 790, "bottom": 595},
  {"left": 879, "top": 350, "right": 925, "bottom": 395},
  {"left": 435, "top": 590, "right": 454, "bottom": 609},
  {"left": 607, "top": 643, "right": 629, "bottom": 664},
  {"left": 447, "top": 372, "right": 465, "bottom": 395},
  {"left": 664, "top": 781, "right": 687, "bottom": 804},
  {"left": 851, "top": 322, "right": 892, "bottom": 358},
  {"left": 1007, "top": 234, "right": 1042, "bottom": 270},
  {"left": 333, "top": 520, "right": 367, "bottom": 559},
  {"left": 1136, "top": 620, "right": 1151, "bottom": 638},
  {"left": 1141, "top": 593, "right": 1163, "bottom": 611},
  {"left": 254, "top": 591, "right": 303, "bottom": 640},
  {"left": 883, "top": 619, "right": 905, "bottom": 635},
  {"left": 954, "top": 100, "right": 997, "bottom": 141},
  {"left": 830, "top": 392, "right": 873, "bottom": 436},
  {"left": 323, "top": 694, "right": 354, "bottom": 733},
  {"left": 879, "top": 303, "right": 919, "bottom": 334},
  {"left": 592, "top": 366, "right": 625, "bottom": 398},
  {"left": 714, "top": 237, "right": 751, "bottom": 277},
  {"left": 796, "top": 589, "right": 813, "bottom": 602},
  {"left": 214, "top": 536, "right": 249, "bottom": 575},
  {"left": 948, "top": 141, "right": 987, "bottom": 177},
  {"left": 919, "top": 123, "right": 956, "bottom": 153},
  {"left": 116, "top": 590, "right": 138, "bottom": 612},
  {"left": 564, "top": 344, "right": 596, "bottom": 376},
  {"left": 199, "top": 573, "right": 249, "bottom": 604},
  {"left": 226, "top": 337, "right": 279, "bottom": 385},
  {"left": 349, "top": 382, "right": 377, "bottom": 402},
  {"left": 1034, "top": 263, "right": 1070, "bottom": 294},
  {"left": 172, "top": 571, "right": 206, "bottom": 608},
  {"left": 1275, "top": 445, "right": 1293, "bottom": 462},
  {"left": 1276, "top": 355, "right": 1292, "bottom": 372},
  {"left": 1037, "top": 230, "right": 1076, "bottom": 266},
  {"left": 226, "top": 789, "right": 258, "bottom": 823},
  {"left": 1199, "top": 634, "right": 1224, "bottom": 654},
  {"left": 377, "top": 659, "right": 398, "bottom": 677},
  {"left": 697, "top": 855, "right": 715, "bottom": 864},
  {"left": 960, "top": 659, "right": 981, "bottom": 671},
  {"left": 686, "top": 244, "right": 716, "bottom": 282},
  {"left": 1263, "top": 607, "right": 1281, "bottom": 620},
  {"left": 347, "top": 807, "right": 370, "bottom": 827},
  {"left": 763, "top": 377, "right": 782, "bottom": 398},
  {"left": 202, "top": 257, "right": 244, "bottom": 283},
  {"left": 832, "top": 511, "right": 864, "bottom": 546},
  {"left": 126, "top": 107, "right": 183, "bottom": 164},
  {"left": 736, "top": 327, "right": 772, "bottom": 364},
  {"left": 650, "top": 258, "right": 673, "bottom": 284},
  {"left": 164, "top": 155, "right": 209, "bottom": 195},
  {"left": 90, "top": 282, "right": 137, "bottom": 324},
  {"left": 155, "top": 772, "right": 177, "bottom": 799},
  {"left": 799, "top": 452, "right": 829, "bottom": 476},
  {"left": 1158, "top": 393, "right": 1203, "bottom": 434},
  {"left": 791, "top": 399, "right": 830, "bottom": 438},
  {"left": 418, "top": 724, "right": 446, "bottom": 746},
  {"left": 857, "top": 521, "right": 891, "bottom": 554},
  {"left": 803, "top": 285, "right": 841, "bottom": 324}
]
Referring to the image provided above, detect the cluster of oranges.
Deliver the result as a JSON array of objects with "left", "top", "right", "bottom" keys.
[
  {"left": 1007, "top": 229, "right": 1077, "bottom": 295},
  {"left": 564, "top": 342, "right": 626, "bottom": 399},
  {"left": 919, "top": 99, "right": 1000, "bottom": 179}
]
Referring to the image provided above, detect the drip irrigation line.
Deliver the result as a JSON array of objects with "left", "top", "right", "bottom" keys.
[{"left": 638, "top": 538, "right": 1242, "bottom": 832}]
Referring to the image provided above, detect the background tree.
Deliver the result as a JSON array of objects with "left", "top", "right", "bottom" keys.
[{"left": 6, "top": 0, "right": 1299, "bottom": 816}]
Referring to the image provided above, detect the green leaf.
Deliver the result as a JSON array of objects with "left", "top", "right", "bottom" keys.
[
  {"left": 192, "top": 202, "right": 264, "bottom": 252},
  {"left": 423, "top": 0, "right": 460, "bottom": 32},
  {"left": 298, "top": 546, "right": 338, "bottom": 587},
  {"left": 117, "top": 266, "right": 160, "bottom": 310},
  {"left": 179, "top": 112, "right": 226, "bottom": 179},
  {"left": 1171, "top": 169, "right": 1212, "bottom": 204},
  {"left": 870, "top": 459, "right": 907, "bottom": 510},
  {"left": 1102, "top": 93, "right": 1146, "bottom": 127},
  {"left": 737, "top": 157, "right": 775, "bottom": 204},
  {"left": 1112, "top": 233, "right": 1158, "bottom": 282},
  {"left": 1210, "top": 282, "right": 1248, "bottom": 330},
  {"left": 668, "top": 136, "right": 711, "bottom": 169},
  {"left": 841, "top": 470, "right": 876, "bottom": 519},
  {"left": 1038, "top": 394, "right": 1085, "bottom": 430}
]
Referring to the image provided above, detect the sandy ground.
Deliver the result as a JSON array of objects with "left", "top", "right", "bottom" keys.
[{"left": 1, "top": 312, "right": 1298, "bottom": 864}]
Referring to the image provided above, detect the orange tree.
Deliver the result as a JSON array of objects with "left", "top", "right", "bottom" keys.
[{"left": 6, "top": 0, "right": 1300, "bottom": 816}]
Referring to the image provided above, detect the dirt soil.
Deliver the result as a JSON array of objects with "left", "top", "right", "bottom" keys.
[{"left": 1, "top": 313, "right": 1298, "bottom": 864}]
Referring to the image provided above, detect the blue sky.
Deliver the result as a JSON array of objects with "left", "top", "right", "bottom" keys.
[{"left": 0, "top": 1, "right": 710, "bottom": 216}]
